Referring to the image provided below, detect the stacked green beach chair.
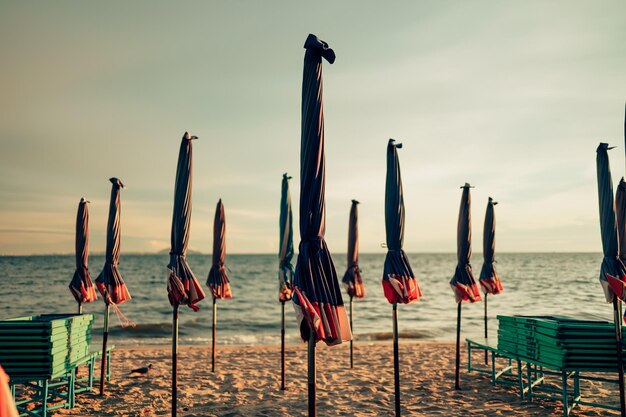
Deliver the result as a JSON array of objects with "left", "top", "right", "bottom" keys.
[
  {"left": 0, "top": 314, "right": 94, "bottom": 417},
  {"left": 497, "top": 315, "right": 624, "bottom": 372},
  {"left": 496, "top": 315, "right": 623, "bottom": 416}
]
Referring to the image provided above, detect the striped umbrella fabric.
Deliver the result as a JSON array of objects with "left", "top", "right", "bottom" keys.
[
  {"left": 479, "top": 197, "right": 503, "bottom": 295},
  {"left": 279, "top": 173, "right": 294, "bottom": 303},
  {"left": 293, "top": 34, "right": 350, "bottom": 417},
  {"left": 343, "top": 199, "right": 365, "bottom": 299},
  {"left": 450, "top": 183, "right": 481, "bottom": 303},
  {"left": 382, "top": 139, "right": 420, "bottom": 305},
  {"left": 167, "top": 132, "right": 205, "bottom": 417},
  {"left": 596, "top": 143, "right": 626, "bottom": 300},
  {"left": 167, "top": 132, "right": 206, "bottom": 311},
  {"left": 96, "top": 178, "right": 131, "bottom": 305},
  {"left": 207, "top": 199, "right": 231, "bottom": 300},
  {"left": 69, "top": 198, "right": 97, "bottom": 312}
]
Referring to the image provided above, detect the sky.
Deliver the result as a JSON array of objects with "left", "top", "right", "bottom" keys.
[{"left": 0, "top": 1, "right": 625, "bottom": 255}]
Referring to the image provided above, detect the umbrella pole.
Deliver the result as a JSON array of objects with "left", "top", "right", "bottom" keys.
[
  {"left": 455, "top": 302, "right": 462, "bottom": 390},
  {"left": 281, "top": 301, "right": 286, "bottom": 391},
  {"left": 212, "top": 297, "right": 217, "bottom": 373},
  {"left": 308, "top": 325, "right": 316, "bottom": 417},
  {"left": 393, "top": 303, "right": 400, "bottom": 417},
  {"left": 484, "top": 294, "right": 488, "bottom": 365},
  {"left": 350, "top": 296, "right": 354, "bottom": 369},
  {"left": 172, "top": 304, "right": 179, "bottom": 417},
  {"left": 99, "top": 303, "right": 110, "bottom": 396},
  {"left": 78, "top": 302, "right": 82, "bottom": 315},
  {"left": 613, "top": 298, "right": 626, "bottom": 417}
]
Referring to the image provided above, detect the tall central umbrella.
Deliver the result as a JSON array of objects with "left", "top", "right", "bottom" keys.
[
  {"left": 69, "top": 198, "right": 97, "bottom": 314},
  {"left": 382, "top": 139, "right": 421, "bottom": 417},
  {"left": 478, "top": 197, "right": 503, "bottom": 364},
  {"left": 449, "top": 183, "right": 481, "bottom": 390},
  {"left": 292, "top": 34, "right": 351, "bottom": 417},
  {"left": 206, "top": 199, "right": 231, "bottom": 373},
  {"left": 596, "top": 143, "right": 626, "bottom": 417},
  {"left": 342, "top": 199, "right": 365, "bottom": 369},
  {"left": 278, "top": 173, "right": 294, "bottom": 390},
  {"left": 166, "top": 132, "right": 206, "bottom": 417},
  {"left": 95, "top": 177, "right": 132, "bottom": 395}
]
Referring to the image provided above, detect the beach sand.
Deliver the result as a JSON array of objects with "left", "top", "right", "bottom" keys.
[{"left": 50, "top": 342, "right": 620, "bottom": 416}]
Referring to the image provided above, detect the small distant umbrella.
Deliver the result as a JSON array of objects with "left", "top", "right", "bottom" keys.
[
  {"left": 278, "top": 173, "right": 294, "bottom": 390},
  {"left": 382, "top": 139, "right": 420, "bottom": 417},
  {"left": 597, "top": 143, "right": 626, "bottom": 417},
  {"left": 450, "top": 183, "right": 481, "bottom": 390},
  {"left": 206, "top": 199, "right": 231, "bottom": 373},
  {"left": 478, "top": 197, "right": 502, "bottom": 364},
  {"left": 342, "top": 199, "right": 365, "bottom": 369},
  {"left": 167, "top": 132, "right": 206, "bottom": 417},
  {"left": 69, "top": 198, "right": 97, "bottom": 314},
  {"left": 292, "top": 34, "right": 351, "bottom": 417},
  {"left": 95, "top": 177, "right": 132, "bottom": 395}
]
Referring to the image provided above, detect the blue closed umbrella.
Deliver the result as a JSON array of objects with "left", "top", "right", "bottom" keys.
[
  {"left": 278, "top": 173, "right": 294, "bottom": 390},
  {"left": 292, "top": 34, "right": 351, "bottom": 417}
]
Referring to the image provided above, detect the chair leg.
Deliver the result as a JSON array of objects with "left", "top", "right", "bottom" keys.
[
  {"left": 41, "top": 379, "right": 49, "bottom": 417},
  {"left": 562, "top": 371, "right": 569, "bottom": 417}
]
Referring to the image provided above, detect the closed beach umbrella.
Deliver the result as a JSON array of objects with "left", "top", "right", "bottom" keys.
[
  {"left": 596, "top": 142, "right": 626, "bottom": 417},
  {"left": 479, "top": 197, "right": 502, "bottom": 364},
  {"left": 206, "top": 199, "right": 231, "bottom": 373},
  {"left": 292, "top": 34, "right": 351, "bottom": 417},
  {"left": 167, "top": 132, "right": 206, "bottom": 417},
  {"left": 95, "top": 177, "right": 132, "bottom": 395},
  {"left": 278, "top": 173, "right": 294, "bottom": 390},
  {"left": 383, "top": 138, "right": 421, "bottom": 417},
  {"left": 342, "top": 199, "right": 365, "bottom": 368},
  {"left": 617, "top": 179, "right": 626, "bottom": 267},
  {"left": 69, "top": 198, "right": 97, "bottom": 313},
  {"left": 450, "top": 183, "right": 481, "bottom": 390}
]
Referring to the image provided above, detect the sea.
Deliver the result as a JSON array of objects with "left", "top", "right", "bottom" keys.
[{"left": 0, "top": 253, "right": 613, "bottom": 347}]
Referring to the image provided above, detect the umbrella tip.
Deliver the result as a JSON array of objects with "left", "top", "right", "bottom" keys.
[
  {"left": 109, "top": 177, "right": 125, "bottom": 189},
  {"left": 183, "top": 132, "right": 198, "bottom": 140},
  {"left": 597, "top": 142, "right": 614, "bottom": 152},
  {"left": 461, "top": 182, "right": 474, "bottom": 189},
  {"left": 388, "top": 138, "right": 402, "bottom": 148},
  {"left": 352, "top": 199, "right": 360, "bottom": 205},
  {"left": 304, "top": 34, "right": 335, "bottom": 64},
  {"left": 283, "top": 173, "right": 292, "bottom": 180}
]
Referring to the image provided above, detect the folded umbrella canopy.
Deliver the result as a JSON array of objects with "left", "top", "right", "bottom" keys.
[
  {"left": 167, "top": 132, "right": 205, "bottom": 417},
  {"left": 206, "top": 199, "right": 231, "bottom": 373},
  {"left": 382, "top": 138, "right": 420, "bottom": 417},
  {"left": 292, "top": 34, "right": 351, "bottom": 417},
  {"left": 278, "top": 173, "right": 294, "bottom": 390},
  {"left": 450, "top": 183, "right": 480, "bottom": 390},
  {"left": 69, "top": 198, "right": 97, "bottom": 313},
  {"left": 342, "top": 199, "right": 365, "bottom": 369},
  {"left": 596, "top": 142, "right": 626, "bottom": 417},
  {"left": 383, "top": 140, "right": 420, "bottom": 305},
  {"left": 479, "top": 197, "right": 502, "bottom": 364},
  {"left": 96, "top": 177, "right": 132, "bottom": 395}
]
